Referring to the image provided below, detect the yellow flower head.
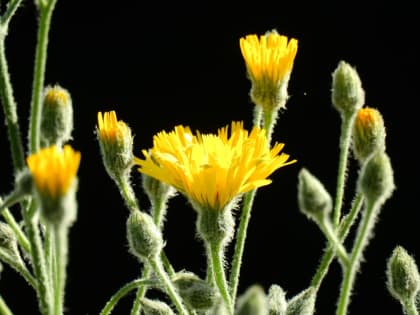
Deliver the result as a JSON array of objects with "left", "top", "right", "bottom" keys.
[
  {"left": 97, "top": 111, "right": 130, "bottom": 144},
  {"left": 27, "top": 145, "right": 81, "bottom": 199},
  {"left": 353, "top": 107, "right": 386, "bottom": 163},
  {"left": 240, "top": 31, "right": 298, "bottom": 84},
  {"left": 135, "top": 122, "right": 295, "bottom": 211}
]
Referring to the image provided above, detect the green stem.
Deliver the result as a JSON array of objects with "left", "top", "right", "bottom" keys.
[
  {"left": 336, "top": 199, "right": 378, "bottom": 315},
  {"left": 149, "top": 257, "right": 189, "bottom": 315},
  {"left": 311, "top": 193, "right": 363, "bottom": 289},
  {"left": 23, "top": 203, "right": 52, "bottom": 315},
  {"left": 402, "top": 298, "right": 419, "bottom": 315},
  {"left": 0, "top": 248, "right": 37, "bottom": 289},
  {"left": 332, "top": 115, "right": 356, "bottom": 227},
  {"left": 229, "top": 189, "right": 256, "bottom": 302},
  {"left": 99, "top": 279, "right": 157, "bottom": 315},
  {"left": 0, "top": 295, "right": 13, "bottom": 315},
  {"left": 262, "top": 108, "right": 279, "bottom": 145},
  {"left": 52, "top": 225, "right": 68, "bottom": 315},
  {"left": 317, "top": 218, "right": 349, "bottom": 268},
  {"left": 209, "top": 242, "right": 234, "bottom": 315},
  {"left": 1, "top": 208, "right": 30, "bottom": 253},
  {"left": 1, "top": 0, "right": 24, "bottom": 26},
  {"left": 28, "top": 0, "right": 57, "bottom": 154},
  {"left": 253, "top": 105, "right": 263, "bottom": 127},
  {"left": 117, "top": 176, "right": 139, "bottom": 213},
  {"left": 0, "top": 29, "right": 25, "bottom": 171}
]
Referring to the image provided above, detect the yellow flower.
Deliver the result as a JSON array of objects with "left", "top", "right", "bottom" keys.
[
  {"left": 96, "top": 111, "right": 133, "bottom": 181},
  {"left": 97, "top": 111, "right": 130, "bottom": 144},
  {"left": 134, "top": 122, "right": 295, "bottom": 211},
  {"left": 27, "top": 145, "right": 81, "bottom": 199},
  {"left": 240, "top": 30, "right": 298, "bottom": 110}
]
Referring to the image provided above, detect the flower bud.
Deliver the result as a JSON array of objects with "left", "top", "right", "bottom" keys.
[
  {"left": 386, "top": 246, "right": 420, "bottom": 302},
  {"left": 286, "top": 287, "right": 316, "bottom": 315},
  {"left": 297, "top": 168, "right": 332, "bottom": 222},
  {"left": 268, "top": 284, "right": 287, "bottom": 315},
  {"left": 172, "top": 271, "right": 218, "bottom": 311},
  {"left": 127, "top": 210, "right": 163, "bottom": 261},
  {"left": 0, "top": 222, "right": 21, "bottom": 260},
  {"left": 40, "top": 85, "right": 73, "bottom": 147},
  {"left": 235, "top": 285, "right": 268, "bottom": 315},
  {"left": 358, "top": 152, "right": 395, "bottom": 205},
  {"left": 140, "top": 298, "right": 175, "bottom": 315},
  {"left": 352, "top": 107, "right": 386, "bottom": 163},
  {"left": 97, "top": 111, "right": 133, "bottom": 182},
  {"left": 331, "top": 61, "right": 365, "bottom": 117}
]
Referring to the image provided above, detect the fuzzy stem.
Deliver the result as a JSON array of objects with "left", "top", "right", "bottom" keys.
[
  {"left": 99, "top": 279, "right": 157, "bottom": 315},
  {"left": 229, "top": 189, "right": 256, "bottom": 302},
  {"left": 116, "top": 175, "right": 139, "bottom": 213},
  {"left": 311, "top": 193, "right": 363, "bottom": 289},
  {"left": 332, "top": 114, "right": 356, "bottom": 227},
  {"left": 1, "top": 207, "right": 30, "bottom": 253},
  {"left": 336, "top": 199, "right": 379, "bottom": 315},
  {"left": 209, "top": 242, "right": 234, "bottom": 315},
  {"left": 0, "top": 248, "right": 37, "bottom": 289},
  {"left": 149, "top": 257, "right": 189, "bottom": 315},
  {"left": 23, "top": 204, "right": 52, "bottom": 315},
  {"left": 0, "top": 27, "right": 25, "bottom": 172},
  {"left": 402, "top": 299, "right": 419, "bottom": 315},
  {"left": 52, "top": 225, "right": 68, "bottom": 315},
  {"left": 28, "top": 0, "right": 57, "bottom": 154},
  {"left": 317, "top": 218, "right": 350, "bottom": 268}
]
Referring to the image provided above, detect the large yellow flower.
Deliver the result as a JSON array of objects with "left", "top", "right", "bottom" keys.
[
  {"left": 134, "top": 122, "right": 295, "bottom": 211},
  {"left": 240, "top": 31, "right": 298, "bottom": 110},
  {"left": 27, "top": 145, "right": 81, "bottom": 199}
]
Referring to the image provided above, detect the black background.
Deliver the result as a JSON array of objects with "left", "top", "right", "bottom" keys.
[{"left": 0, "top": 1, "right": 418, "bottom": 314}]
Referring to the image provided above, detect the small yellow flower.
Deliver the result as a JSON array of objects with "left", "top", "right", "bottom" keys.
[
  {"left": 27, "top": 145, "right": 81, "bottom": 199},
  {"left": 135, "top": 122, "right": 295, "bottom": 211},
  {"left": 96, "top": 111, "right": 133, "bottom": 181},
  {"left": 97, "top": 111, "right": 130, "bottom": 144},
  {"left": 240, "top": 30, "right": 298, "bottom": 110}
]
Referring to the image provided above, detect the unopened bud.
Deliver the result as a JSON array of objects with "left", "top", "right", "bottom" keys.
[
  {"left": 286, "top": 287, "right": 316, "bottom": 315},
  {"left": 173, "top": 272, "right": 218, "bottom": 311},
  {"left": 298, "top": 168, "right": 332, "bottom": 222},
  {"left": 127, "top": 210, "right": 163, "bottom": 261},
  {"left": 332, "top": 61, "right": 365, "bottom": 117},
  {"left": 352, "top": 107, "right": 386, "bottom": 163},
  {"left": 41, "top": 85, "right": 73, "bottom": 147},
  {"left": 0, "top": 222, "right": 21, "bottom": 260},
  {"left": 268, "top": 284, "right": 287, "bottom": 315},
  {"left": 386, "top": 246, "right": 420, "bottom": 302},
  {"left": 358, "top": 152, "right": 395, "bottom": 204},
  {"left": 141, "top": 298, "right": 175, "bottom": 315},
  {"left": 235, "top": 285, "right": 268, "bottom": 315}
]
